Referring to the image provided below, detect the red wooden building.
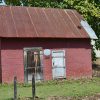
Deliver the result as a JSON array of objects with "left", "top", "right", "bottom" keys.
[{"left": 0, "top": 6, "right": 97, "bottom": 83}]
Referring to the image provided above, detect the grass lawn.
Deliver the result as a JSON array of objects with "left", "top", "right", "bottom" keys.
[{"left": 0, "top": 77, "right": 100, "bottom": 100}]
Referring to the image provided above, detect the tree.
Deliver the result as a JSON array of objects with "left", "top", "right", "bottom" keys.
[
  {"left": 64, "top": 0, "right": 100, "bottom": 60},
  {"left": 64, "top": 0, "right": 100, "bottom": 50}
]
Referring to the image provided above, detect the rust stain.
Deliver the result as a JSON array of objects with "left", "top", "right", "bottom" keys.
[{"left": 0, "top": 6, "right": 89, "bottom": 38}]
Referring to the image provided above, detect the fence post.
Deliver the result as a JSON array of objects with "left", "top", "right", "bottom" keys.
[
  {"left": 14, "top": 76, "right": 17, "bottom": 100},
  {"left": 32, "top": 74, "right": 35, "bottom": 100}
]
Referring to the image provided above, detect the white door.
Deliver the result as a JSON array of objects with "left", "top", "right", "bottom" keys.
[{"left": 52, "top": 50, "right": 66, "bottom": 79}]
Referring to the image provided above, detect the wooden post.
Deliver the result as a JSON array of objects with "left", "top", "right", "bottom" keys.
[
  {"left": 14, "top": 76, "right": 17, "bottom": 100},
  {"left": 32, "top": 74, "right": 35, "bottom": 100}
]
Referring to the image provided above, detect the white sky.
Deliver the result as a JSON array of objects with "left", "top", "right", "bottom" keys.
[{"left": 0, "top": 0, "right": 6, "bottom": 5}]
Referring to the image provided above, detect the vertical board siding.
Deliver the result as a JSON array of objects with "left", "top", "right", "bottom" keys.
[
  {"left": 1, "top": 50, "right": 24, "bottom": 83},
  {"left": 0, "top": 39, "right": 2, "bottom": 83},
  {"left": 67, "top": 48, "right": 92, "bottom": 79},
  {"left": 1, "top": 38, "right": 92, "bottom": 83},
  {"left": 43, "top": 55, "right": 52, "bottom": 80}
]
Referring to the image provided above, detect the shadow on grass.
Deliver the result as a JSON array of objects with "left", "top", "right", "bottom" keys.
[
  {"left": 4, "top": 98, "right": 13, "bottom": 100},
  {"left": 5, "top": 97, "right": 44, "bottom": 100}
]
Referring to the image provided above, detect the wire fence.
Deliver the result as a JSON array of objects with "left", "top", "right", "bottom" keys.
[{"left": 0, "top": 74, "right": 100, "bottom": 100}]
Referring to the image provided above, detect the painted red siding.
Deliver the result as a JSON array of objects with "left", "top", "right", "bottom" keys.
[
  {"left": 43, "top": 56, "right": 52, "bottom": 80},
  {"left": 66, "top": 40, "right": 92, "bottom": 79},
  {"left": 67, "top": 48, "right": 92, "bottom": 79},
  {"left": 1, "top": 38, "right": 92, "bottom": 83},
  {"left": 0, "top": 39, "right": 2, "bottom": 83},
  {"left": 1, "top": 50, "right": 24, "bottom": 83}
]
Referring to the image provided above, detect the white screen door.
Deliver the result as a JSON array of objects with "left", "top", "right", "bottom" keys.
[
  {"left": 52, "top": 50, "right": 66, "bottom": 79},
  {"left": 24, "top": 48, "right": 43, "bottom": 83}
]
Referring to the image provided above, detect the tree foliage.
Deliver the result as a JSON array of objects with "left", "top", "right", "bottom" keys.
[{"left": 64, "top": 0, "right": 100, "bottom": 50}]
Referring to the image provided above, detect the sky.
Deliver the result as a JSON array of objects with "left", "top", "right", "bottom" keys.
[{"left": 0, "top": 0, "right": 6, "bottom": 5}]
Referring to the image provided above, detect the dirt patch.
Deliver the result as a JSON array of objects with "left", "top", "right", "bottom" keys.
[
  {"left": 93, "top": 70, "right": 100, "bottom": 77},
  {"left": 82, "top": 93, "right": 100, "bottom": 100},
  {"left": 47, "top": 93, "right": 100, "bottom": 100},
  {"left": 94, "top": 58, "right": 100, "bottom": 65},
  {"left": 92, "top": 62, "right": 100, "bottom": 77},
  {"left": 18, "top": 96, "right": 43, "bottom": 100},
  {"left": 47, "top": 96, "right": 74, "bottom": 100},
  {"left": 18, "top": 93, "right": 100, "bottom": 100}
]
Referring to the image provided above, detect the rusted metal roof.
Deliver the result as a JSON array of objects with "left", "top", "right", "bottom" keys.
[{"left": 0, "top": 6, "right": 90, "bottom": 38}]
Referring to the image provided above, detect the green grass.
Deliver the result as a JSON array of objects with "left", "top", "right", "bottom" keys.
[{"left": 0, "top": 77, "right": 100, "bottom": 100}]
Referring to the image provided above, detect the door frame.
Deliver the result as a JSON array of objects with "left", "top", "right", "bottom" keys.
[
  {"left": 52, "top": 50, "right": 66, "bottom": 79},
  {"left": 24, "top": 47, "right": 42, "bottom": 83}
]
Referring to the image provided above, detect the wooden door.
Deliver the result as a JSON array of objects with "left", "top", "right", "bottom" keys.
[
  {"left": 24, "top": 48, "right": 43, "bottom": 83},
  {"left": 52, "top": 50, "right": 66, "bottom": 79}
]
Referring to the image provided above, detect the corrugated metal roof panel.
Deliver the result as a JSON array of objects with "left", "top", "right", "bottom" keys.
[
  {"left": 0, "top": 6, "right": 91, "bottom": 38},
  {"left": 81, "top": 20, "right": 98, "bottom": 39}
]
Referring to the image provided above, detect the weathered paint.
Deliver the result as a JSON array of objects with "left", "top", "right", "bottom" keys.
[
  {"left": 0, "top": 6, "right": 89, "bottom": 38},
  {"left": 1, "top": 38, "right": 92, "bottom": 83},
  {"left": 1, "top": 50, "right": 24, "bottom": 83},
  {"left": 67, "top": 47, "right": 92, "bottom": 79},
  {"left": 0, "top": 39, "right": 2, "bottom": 83}
]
